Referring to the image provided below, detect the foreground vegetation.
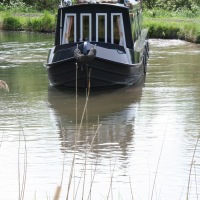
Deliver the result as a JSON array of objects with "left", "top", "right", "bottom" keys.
[
  {"left": 143, "top": 8, "right": 200, "bottom": 43},
  {"left": 0, "top": 0, "right": 200, "bottom": 43}
]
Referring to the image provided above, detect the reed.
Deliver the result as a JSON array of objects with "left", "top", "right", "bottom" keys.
[
  {"left": 53, "top": 123, "right": 66, "bottom": 200},
  {"left": 186, "top": 133, "right": 200, "bottom": 200},
  {"left": 151, "top": 122, "right": 167, "bottom": 200},
  {"left": 129, "top": 176, "right": 134, "bottom": 200},
  {"left": 53, "top": 63, "right": 102, "bottom": 200},
  {"left": 107, "top": 159, "right": 116, "bottom": 200},
  {"left": 18, "top": 126, "right": 28, "bottom": 200}
]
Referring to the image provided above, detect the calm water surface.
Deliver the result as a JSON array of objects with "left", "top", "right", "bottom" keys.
[{"left": 0, "top": 31, "right": 200, "bottom": 200}]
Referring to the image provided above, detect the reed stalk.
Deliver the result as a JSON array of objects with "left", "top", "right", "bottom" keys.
[
  {"left": 81, "top": 93, "right": 88, "bottom": 200},
  {"left": 81, "top": 145, "right": 87, "bottom": 200},
  {"left": 21, "top": 128, "right": 27, "bottom": 200},
  {"left": 78, "top": 68, "right": 92, "bottom": 134},
  {"left": 53, "top": 186, "right": 62, "bottom": 200},
  {"left": 18, "top": 125, "right": 27, "bottom": 200},
  {"left": 66, "top": 152, "right": 76, "bottom": 200},
  {"left": 194, "top": 165, "right": 199, "bottom": 200},
  {"left": 66, "top": 64, "right": 94, "bottom": 200},
  {"left": 66, "top": 64, "right": 103, "bottom": 200},
  {"left": 53, "top": 122, "right": 66, "bottom": 200},
  {"left": 186, "top": 133, "right": 200, "bottom": 200},
  {"left": 18, "top": 131, "right": 21, "bottom": 200},
  {"left": 151, "top": 123, "right": 167, "bottom": 200},
  {"left": 86, "top": 158, "right": 98, "bottom": 200},
  {"left": 107, "top": 159, "right": 116, "bottom": 200},
  {"left": 129, "top": 176, "right": 134, "bottom": 200}
]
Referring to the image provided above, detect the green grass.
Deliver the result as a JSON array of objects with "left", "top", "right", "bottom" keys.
[
  {"left": 143, "top": 7, "right": 200, "bottom": 19},
  {"left": 2, "top": 13, "right": 24, "bottom": 31},
  {"left": 143, "top": 8, "right": 200, "bottom": 43},
  {"left": 0, "top": 11, "right": 56, "bottom": 32},
  {"left": 144, "top": 18, "right": 200, "bottom": 43},
  {"left": 26, "top": 11, "right": 56, "bottom": 32}
]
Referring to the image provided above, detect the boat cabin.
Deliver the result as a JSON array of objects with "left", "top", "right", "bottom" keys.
[{"left": 55, "top": 0, "right": 142, "bottom": 49}]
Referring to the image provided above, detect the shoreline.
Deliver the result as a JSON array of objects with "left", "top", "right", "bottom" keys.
[
  {"left": 144, "top": 18, "right": 200, "bottom": 44},
  {"left": 0, "top": 12, "right": 200, "bottom": 44}
]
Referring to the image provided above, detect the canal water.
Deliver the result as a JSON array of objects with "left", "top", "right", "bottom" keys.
[{"left": 0, "top": 31, "right": 200, "bottom": 200}]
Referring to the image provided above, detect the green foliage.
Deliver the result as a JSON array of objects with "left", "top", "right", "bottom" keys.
[
  {"left": 155, "top": 0, "right": 192, "bottom": 10},
  {"left": 144, "top": 20, "right": 180, "bottom": 39},
  {"left": 0, "top": 0, "right": 37, "bottom": 12},
  {"left": 26, "top": 11, "right": 56, "bottom": 32},
  {"left": 175, "top": 6, "right": 199, "bottom": 18},
  {"left": 0, "top": 2, "right": 5, "bottom": 11},
  {"left": 30, "top": 0, "right": 58, "bottom": 12},
  {"left": 2, "top": 13, "right": 23, "bottom": 30},
  {"left": 144, "top": 7, "right": 200, "bottom": 18},
  {"left": 144, "top": 0, "right": 200, "bottom": 11},
  {"left": 144, "top": 8, "right": 176, "bottom": 18},
  {"left": 179, "top": 23, "right": 200, "bottom": 42},
  {"left": 144, "top": 18, "right": 200, "bottom": 43}
]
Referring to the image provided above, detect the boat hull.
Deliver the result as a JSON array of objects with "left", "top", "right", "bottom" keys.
[
  {"left": 45, "top": 56, "right": 145, "bottom": 88},
  {"left": 44, "top": 2, "right": 149, "bottom": 89}
]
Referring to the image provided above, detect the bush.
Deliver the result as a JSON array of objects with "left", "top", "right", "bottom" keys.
[
  {"left": 144, "top": 17, "right": 200, "bottom": 43},
  {"left": 3, "top": 14, "right": 23, "bottom": 30},
  {"left": 26, "top": 11, "right": 56, "bottom": 32},
  {"left": 175, "top": 7, "right": 197, "bottom": 18},
  {"left": 0, "top": 0, "right": 36, "bottom": 12},
  {"left": 144, "top": 7, "right": 200, "bottom": 18},
  {"left": 144, "top": 20, "right": 180, "bottom": 39},
  {"left": 196, "top": 33, "right": 200, "bottom": 43},
  {"left": 179, "top": 23, "right": 200, "bottom": 42}
]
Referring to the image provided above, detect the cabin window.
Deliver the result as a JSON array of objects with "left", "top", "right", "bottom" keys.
[
  {"left": 96, "top": 14, "right": 107, "bottom": 43},
  {"left": 80, "top": 14, "right": 92, "bottom": 41},
  {"left": 63, "top": 14, "right": 76, "bottom": 44},
  {"left": 111, "top": 14, "right": 125, "bottom": 46}
]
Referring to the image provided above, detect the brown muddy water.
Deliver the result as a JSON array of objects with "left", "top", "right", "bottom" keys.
[{"left": 0, "top": 31, "right": 200, "bottom": 200}]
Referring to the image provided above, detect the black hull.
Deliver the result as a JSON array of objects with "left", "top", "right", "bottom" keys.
[{"left": 46, "top": 57, "right": 144, "bottom": 88}]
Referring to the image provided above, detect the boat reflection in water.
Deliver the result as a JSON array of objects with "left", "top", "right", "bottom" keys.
[{"left": 48, "top": 79, "right": 144, "bottom": 155}]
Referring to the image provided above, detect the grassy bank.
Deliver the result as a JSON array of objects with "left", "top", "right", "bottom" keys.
[
  {"left": 143, "top": 8, "right": 200, "bottom": 43},
  {"left": 0, "top": 11, "right": 56, "bottom": 32},
  {"left": 0, "top": 8, "right": 200, "bottom": 43}
]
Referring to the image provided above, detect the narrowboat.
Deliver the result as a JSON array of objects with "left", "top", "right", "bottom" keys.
[{"left": 44, "top": 0, "right": 149, "bottom": 88}]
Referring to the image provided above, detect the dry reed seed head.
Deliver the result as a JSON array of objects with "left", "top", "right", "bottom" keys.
[
  {"left": 0, "top": 80, "right": 9, "bottom": 92},
  {"left": 53, "top": 186, "right": 61, "bottom": 200}
]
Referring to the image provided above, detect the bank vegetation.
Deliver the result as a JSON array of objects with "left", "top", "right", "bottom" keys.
[{"left": 0, "top": 0, "right": 200, "bottom": 43}]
